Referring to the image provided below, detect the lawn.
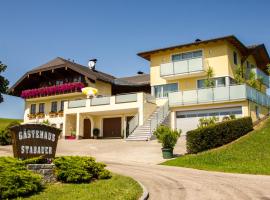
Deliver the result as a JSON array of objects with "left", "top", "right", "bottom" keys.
[
  {"left": 162, "top": 118, "right": 270, "bottom": 175},
  {"left": 20, "top": 174, "right": 142, "bottom": 200},
  {"left": 0, "top": 118, "right": 22, "bottom": 130}
]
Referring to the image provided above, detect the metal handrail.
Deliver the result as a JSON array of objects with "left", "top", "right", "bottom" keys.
[
  {"left": 128, "top": 114, "right": 139, "bottom": 135},
  {"left": 150, "top": 101, "right": 169, "bottom": 134}
]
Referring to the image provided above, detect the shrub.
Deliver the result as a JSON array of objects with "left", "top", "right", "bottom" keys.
[
  {"left": 154, "top": 125, "right": 181, "bottom": 149},
  {"left": 0, "top": 121, "right": 21, "bottom": 145},
  {"left": 186, "top": 117, "right": 253, "bottom": 154},
  {"left": 53, "top": 156, "right": 111, "bottom": 183},
  {"left": 93, "top": 128, "right": 100, "bottom": 137},
  {"left": 0, "top": 157, "right": 42, "bottom": 199}
]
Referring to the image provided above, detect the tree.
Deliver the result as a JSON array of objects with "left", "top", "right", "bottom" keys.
[
  {"left": 204, "top": 66, "right": 215, "bottom": 88},
  {"left": 0, "top": 61, "right": 9, "bottom": 103},
  {"left": 235, "top": 65, "right": 245, "bottom": 84}
]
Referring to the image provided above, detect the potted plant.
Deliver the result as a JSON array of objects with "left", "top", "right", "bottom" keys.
[
  {"left": 36, "top": 112, "right": 45, "bottom": 119},
  {"left": 49, "top": 111, "right": 58, "bottom": 118},
  {"left": 93, "top": 128, "right": 100, "bottom": 139},
  {"left": 66, "top": 130, "right": 76, "bottom": 140},
  {"left": 154, "top": 125, "right": 181, "bottom": 159},
  {"left": 58, "top": 110, "right": 64, "bottom": 117},
  {"left": 27, "top": 113, "right": 36, "bottom": 120}
]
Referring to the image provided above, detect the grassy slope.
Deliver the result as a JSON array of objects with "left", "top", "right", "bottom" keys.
[
  {"left": 22, "top": 174, "right": 142, "bottom": 200},
  {"left": 162, "top": 118, "right": 270, "bottom": 175},
  {"left": 0, "top": 118, "right": 22, "bottom": 130}
]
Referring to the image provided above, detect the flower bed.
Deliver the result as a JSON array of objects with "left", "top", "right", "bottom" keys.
[{"left": 21, "top": 82, "right": 84, "bottom": 99}]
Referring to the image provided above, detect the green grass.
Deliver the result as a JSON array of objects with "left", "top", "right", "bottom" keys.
[
  {"left": 19, "top": 174, "right": 142, "bottom": 200},
  {"left": 162, "top": 118, "right": 270, "bottom": 175},
  {"left": 0, "top": 118, "right": 22, "bottom": 130}
]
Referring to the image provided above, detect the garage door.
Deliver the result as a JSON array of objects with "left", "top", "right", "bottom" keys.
[
  {"left": 176, "top": 107, "right": 242, "bottom": 135},
  {"left": 103, "top": 117, "right": 122, "bottom": 138}
]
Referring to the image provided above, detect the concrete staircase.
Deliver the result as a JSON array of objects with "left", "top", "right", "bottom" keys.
[{"left": 126, "top": 103, "right": 170, "bottom": 141}]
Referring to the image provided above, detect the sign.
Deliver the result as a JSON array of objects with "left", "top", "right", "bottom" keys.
[{"left": 10, "top": 124, "right": 61, "bottom": 159}]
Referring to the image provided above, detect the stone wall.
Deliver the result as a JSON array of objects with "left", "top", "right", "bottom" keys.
[{"left": 27, "top": 164, "right": 56, "bottom": 183}]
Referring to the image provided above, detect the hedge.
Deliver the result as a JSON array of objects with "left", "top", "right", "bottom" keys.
[
  {"left": 186, "top": 117, "right": 253, "bottom": 154},
  {"left": 0, "top": 157, "right": 43, "bottom": 199},
  {"left": 54, "top": 156, "right": 112, "bottom": 183}
]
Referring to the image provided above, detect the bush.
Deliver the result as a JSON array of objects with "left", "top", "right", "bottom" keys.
[
  {"left": 154, "top": 125, "right": 181, "bottom": 149},
  {"left": 0, "top": 121, "right": 21, "bottom": 145},
  {"left": 53, "top": 156, "right": 111, "bottom": 183},
  {"left": 0, "top": 157, "right": 43, "bottom": 199},
  {"left": 93, "top": 128, "right": 100, "bottom": 137},
  {"left": 186, "top": 117, "right": 253, "bottom": 154}
]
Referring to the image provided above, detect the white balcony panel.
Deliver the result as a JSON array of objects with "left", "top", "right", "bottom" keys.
[
  {"left": 183, "top": 90, "right": 198, "bottom": 104},
  {"left": 160, "top": 63, "right": 174, "bottom": 76},
  {"left": 229, "top": 85, "right": 246, "bottom": 100},
  {"left": 91, "top": 96, "right": 110, "bottom": 106},
  {"left": 115, "top": 93, "right": 137, "bottom": 103},
  {"left": 68, "top": 99, "right": 86, "bottom": 108},
  {"left": 214, "top": 87, "right": 230, "bottom": 101},
  {"left": 169, "top": 92, "right": 183, "bottom": 105},
  {"left": 198, "top": 88, "right": 213, "bottom": 103},
  {"left": 188, "top": 58, "right": 203, "bottom": 72},
  {"left": 174, "top": 60, "right": 188, "bottom": 74}
]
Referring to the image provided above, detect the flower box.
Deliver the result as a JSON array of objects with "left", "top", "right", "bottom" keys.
[
  {"left": 36, "top": 112, "right": 45, "bottom": 119},
  {"left": 58, "top": 110, "right": 64, "bottom": 117},
  {"left": 20, "top": 82, "right": 85, "bottom": 99},
  {"left": 27, "top": 113, "right": 36, "bottom": 119},
  {"left": 49, "top": 112, "right": 58, "bottom": 118}
]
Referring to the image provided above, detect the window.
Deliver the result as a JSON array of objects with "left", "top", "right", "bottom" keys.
[
  {"left": 154, "top": 83, "right": 178, "bottom": 98},
  {"left": 30, "top": 104, "right": 36, "bottom": 114},
  {"left": 172, "top": 50, "right": 202, "bottom": 62},
  {"left": 229, "top": 77, "right": 237, "bottom": 85},
  {"left": 197, "top": 77, "right": 226, "bottom": 89},
  {"left": 60, "top": 100, "right": 65, "bottom": 111},
  {"left": 39, "top": 103, "right": 45, "bottom": 113},
  {"left": 197, "top": 79, "right": 205, "bottom": 89},
  {"left": 233, "top": 51, "right": 238, "bottom": 65},
  {"left": 51, "top": 101, "right": 58, "bottom": 112},
  {"left": 216, "top": 77, "right": 225, "bottom": 87}
]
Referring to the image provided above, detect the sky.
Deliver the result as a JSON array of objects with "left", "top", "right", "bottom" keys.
[{"left": 0, "top": 0, "right": 270, "bottom": 119}]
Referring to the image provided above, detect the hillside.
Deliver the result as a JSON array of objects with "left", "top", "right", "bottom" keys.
[
  {"left": 163, "top": 118, "right": 270, "bottom": 175},
  {"left": 0, "top": 118, "right": 23, "bottom": 130}
]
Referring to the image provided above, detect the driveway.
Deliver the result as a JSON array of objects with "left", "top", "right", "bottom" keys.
[{"left": 1, "top": 137, "right": 270, "bottom": 200}]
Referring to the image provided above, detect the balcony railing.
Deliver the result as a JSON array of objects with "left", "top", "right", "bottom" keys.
[
  {"left": 169, "top": 84, "right": 270, "bottom": 107},
  {"left": 67, "top": 93, "right": 141, "bottom": 109},
  {"left": 160, "top": 57, "right": 204, "bottom": 77},
  {"left": 252, "top": 68, "right": 270, "bottom": 87}
]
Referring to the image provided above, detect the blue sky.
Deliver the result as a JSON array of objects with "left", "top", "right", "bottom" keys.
[{"left": 0, "top": 0, "right": 270, "bottom": 119}]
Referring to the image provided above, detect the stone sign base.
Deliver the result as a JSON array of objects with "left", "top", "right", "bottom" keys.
[{"left": 27, "top": 164, "right": 56, "bottom": 183}]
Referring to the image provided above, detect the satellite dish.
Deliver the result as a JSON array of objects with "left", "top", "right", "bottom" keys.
[
  {"left": 88, "top": 60, "right": 95, "bottom": 69},
  {"left": 88, "top": 59, "right": 97, "bottom": 70}
]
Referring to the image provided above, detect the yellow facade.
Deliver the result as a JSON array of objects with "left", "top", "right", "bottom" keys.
[{"left": 148, "top": 39, "right": 269, "bottom": 124}]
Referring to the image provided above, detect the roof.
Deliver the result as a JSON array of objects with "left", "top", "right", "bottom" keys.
[
  {"left": 137, "top": 35, "right": 270, "bottom": 72},
  {"left": 9, "top": 57, "right": 116, "bottom": 92},
  {"left": 114, "top": 74, "right": 150, "bottom": 86}
]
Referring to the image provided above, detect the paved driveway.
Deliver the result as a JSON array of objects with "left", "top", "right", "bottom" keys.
[{"left": 1, "top": 137, "right": 270, "bottom": 200}]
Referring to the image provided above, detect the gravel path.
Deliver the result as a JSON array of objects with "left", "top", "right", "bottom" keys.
[{"left": 108, "top": 162, "right": 270, "bottom": 200}]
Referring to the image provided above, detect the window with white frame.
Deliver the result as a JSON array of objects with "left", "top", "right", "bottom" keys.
[
  {"left": 154, "top": 83, "right": 178, "bottom": 98},
  {"left": 197, "top": 77, "right": 226, "bottom": 89},
  {"left": 172, "top": 50, "right": 202, "bottom": 62}
]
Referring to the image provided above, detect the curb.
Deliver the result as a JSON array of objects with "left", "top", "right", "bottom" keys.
[{"left": 138, "top": 180, "right": 149, "bottom": 200}]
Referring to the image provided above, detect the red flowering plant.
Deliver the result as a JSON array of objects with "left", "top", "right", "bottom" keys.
[{"left": 21, "top": 82, "right": 84, "bottom": 99}]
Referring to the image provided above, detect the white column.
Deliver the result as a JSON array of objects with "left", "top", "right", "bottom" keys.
[
  {"left": 123, "top": 116, "right": 127, "bottom": 139},
  {"left": 76, "top": 113, "right": 80, "bottom": 139},
  {"left": 171, "top": 111, "right": 176, "bottom": 130},
  {"left": 63, "top": 114, "right": 67, "bottom": 139},
  {"left": 138, "top": 93, "right": 144, "bottom": 126}
]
